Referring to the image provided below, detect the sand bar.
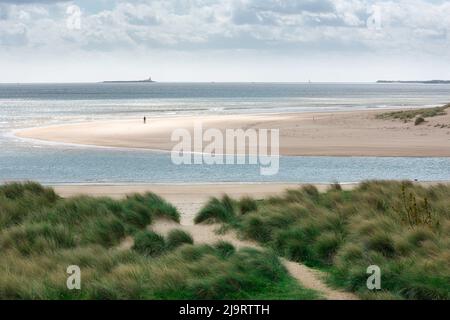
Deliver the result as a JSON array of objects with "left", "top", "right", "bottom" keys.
[{"left": 17, "top": 109, "right": 450, "bottom": 157}]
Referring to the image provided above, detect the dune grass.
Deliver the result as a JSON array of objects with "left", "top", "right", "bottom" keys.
[
  {"left": 0, "top": 182, "right": 317, "bottom": 300},
  {"left": 132, "top": 230, "right": 167, "bottom": 257},
  {"left": 166, "top": 229, "right": 194, "bottom": 249},
  {"left": 0, "top": 182, "right": 180, "bottom": 250},
  {"left": 0, "top": 242, "right": 319, "bottom": 299},
  {"left": 376, "top": 103, "right": 449, "bottom": 122},
  {"left": 195, "top": 181, "right": 450, "bottom": 300},
  {"left": 195, "top": 195, "right": 236, "bottom": 224}
]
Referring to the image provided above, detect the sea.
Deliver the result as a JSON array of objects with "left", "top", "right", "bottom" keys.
[{"left": 1, "top": 82, "right": 450, "bottom": 184}]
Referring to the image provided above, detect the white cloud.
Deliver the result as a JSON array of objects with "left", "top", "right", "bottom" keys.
[
  {"left": 0, "top": 0, "right": 450, "bottom": 81},
  {"left": 0, "top": 0, "right": 448, "bottom": 51}
]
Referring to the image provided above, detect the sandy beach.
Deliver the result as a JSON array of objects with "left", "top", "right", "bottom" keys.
[
  {"left": 53, "top": 183, "right": 310, "bottom": 200},
  {"left": 17, "top": 109, "right": 450, "bottom": 157}
]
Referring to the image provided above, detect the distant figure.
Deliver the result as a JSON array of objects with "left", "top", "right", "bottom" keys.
[{"left": 143, "top": 116, "right": 146, "bottom": 124}]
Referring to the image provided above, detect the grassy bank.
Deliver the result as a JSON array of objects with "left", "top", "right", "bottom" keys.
[
  {"left": 195, "top": 181, "right": 450, "bottom": 299},
  {"left": 0, "top": 182, "right": 317, "bottom": 300},
  {"left": 376, "top": 103, "right": 449, "bottom": 123}
]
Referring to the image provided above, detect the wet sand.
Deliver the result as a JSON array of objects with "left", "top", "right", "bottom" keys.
[{"left": 17, "top": 109, "right": 450, "bottom": 157}]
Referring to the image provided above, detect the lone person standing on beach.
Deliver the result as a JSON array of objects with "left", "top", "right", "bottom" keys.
[{"left": 143, "top": 116, "right": 146, "bottom": 124}]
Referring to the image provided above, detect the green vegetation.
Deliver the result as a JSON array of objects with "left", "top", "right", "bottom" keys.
[
  {"left": 133, "top": 231, "right": 167, "bottom": 256},
  {"left": 376, "top": 104, "right": 449, "bottom": 123},
  {"left": 195, "top": 195, "right": 236, "bottom": 224},
  {"left": 238, "top": 196, "right": 259, "bottom": 215},
  {"left": 195, "top": 181, "right": 450, "bottom": 299},
  {"left": 0, "top": 182, "right": 316, "bottom": 300},
  {"left": 0, "top": 182, "right": 179, "bottom": 250}
]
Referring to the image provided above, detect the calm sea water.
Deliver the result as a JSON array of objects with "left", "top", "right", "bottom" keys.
[{"left": 1, "top": 82, "right": 450, "bottom": 184}]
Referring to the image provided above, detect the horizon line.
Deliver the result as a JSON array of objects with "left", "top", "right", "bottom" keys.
[
  {"left": 0, "top": 80, "right": 395, "bottom": 85},
  {"left": 1, "top": 79, "right": 450, "bottom": 85}
]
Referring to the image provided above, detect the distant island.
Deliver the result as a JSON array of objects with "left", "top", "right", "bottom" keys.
[
  {"left": 377, "top": 80, "right": 450, "bottom": 84},
  {"left": 103, "top": 76, "right": 155, "bottom": 83}
]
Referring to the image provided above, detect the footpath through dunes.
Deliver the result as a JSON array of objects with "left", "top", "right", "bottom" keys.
[
  {"left": 150, "top": 199, "right": 359, "bottom": 301},
  {"left": 54, "top": 183, "right": 359, "bottom": 300}
]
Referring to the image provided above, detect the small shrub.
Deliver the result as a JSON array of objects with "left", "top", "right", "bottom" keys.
[
  {"left": 194, "top": 195, "right": 236, "bottom": 224},
  {"left": 313, "top": 232, "right": 342, "bottom": 263},
  {"left": 239, "top": 197, "right": 258, "bottom": 215},
  {"left": 179, "top": 244, "right": 213, "bottom": 261},
  {"left": 415, "top": 117, "right": 425, "bottom": 125},
  {"left": 302, "top": 184, "right": 320, "bottom": 199},
  {"left": 214, "top": 241, "right": 236, "bottom": 258},
  {"left": 120, "top": 206, "right": 152, "bottom": 229},
  {"left": 405, "top": 227, "right": 435, "bottom": 247},
  {"left": 335, "top": 243, "right": 364, "bottom": 263},
  {"left": 329, "top": 182, "right": 342, "bottom": 191},
  {"left": 166, "top": 229, "right": 193, "bottom": 249},
  {"left": 399, "top": 183, "right": 433, "bottom": 227},
  {"left": 125, "top": 193, "right": 180, "bottom": 222},
  {"left": 133, "top": 231, "right": 166, "bottom": 257},
  {"left": 366, "top": 232, "right": 396, "bottom": 257},
  {"left": 272, "top": 227, "right": 316, "bottom": 264},
  {"left": 84, "top": 216, "right": 126, "bottom": 247},
  {"left": 242, "top": 216, "right": 272, "bottom": 243}
]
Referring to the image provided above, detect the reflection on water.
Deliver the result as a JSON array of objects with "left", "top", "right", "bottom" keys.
[{"left": 2, "top": 140, "right": 450, "bottom": 184}]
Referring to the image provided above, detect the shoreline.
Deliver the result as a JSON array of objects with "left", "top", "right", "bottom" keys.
[
  {"left": 52, "top": 182, "right": 314, "bottom": 200},
  {"left": 51, "top": 181, "right": 450, "bottom": 201},
  {"left": 15, "top": 108, "right": 450, "bottom": 157}
]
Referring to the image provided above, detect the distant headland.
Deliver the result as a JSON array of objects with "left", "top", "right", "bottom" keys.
[
  {"left": 102, "top": 76, "right": 155, "bottom": 83},
  {"left": 377, "top": 80, "right": 450, "bottom": 84}
]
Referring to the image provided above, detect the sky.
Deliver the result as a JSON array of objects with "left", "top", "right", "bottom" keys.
[{"left": 1, "top": 0, "right": 450, "bottom": 82}]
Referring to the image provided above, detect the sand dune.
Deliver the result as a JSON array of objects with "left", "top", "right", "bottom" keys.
[
  {"left": 56, "top": 182, "right": 359, "bottom": 299},
  {"left": 53, "top": 183, "right": 355, "bottom": 225},
  {"left": 17, "top": 109, "right": 450, "bottom": 157}
]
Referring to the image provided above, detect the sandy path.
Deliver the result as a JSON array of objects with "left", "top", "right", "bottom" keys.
[{"left": 17, "top": 109, "right": 450, "bottom": 157}]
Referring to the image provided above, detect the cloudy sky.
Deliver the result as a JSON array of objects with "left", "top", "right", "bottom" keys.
[{"left": 1, "top": 0, "right": 450, "bottom": 82}]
